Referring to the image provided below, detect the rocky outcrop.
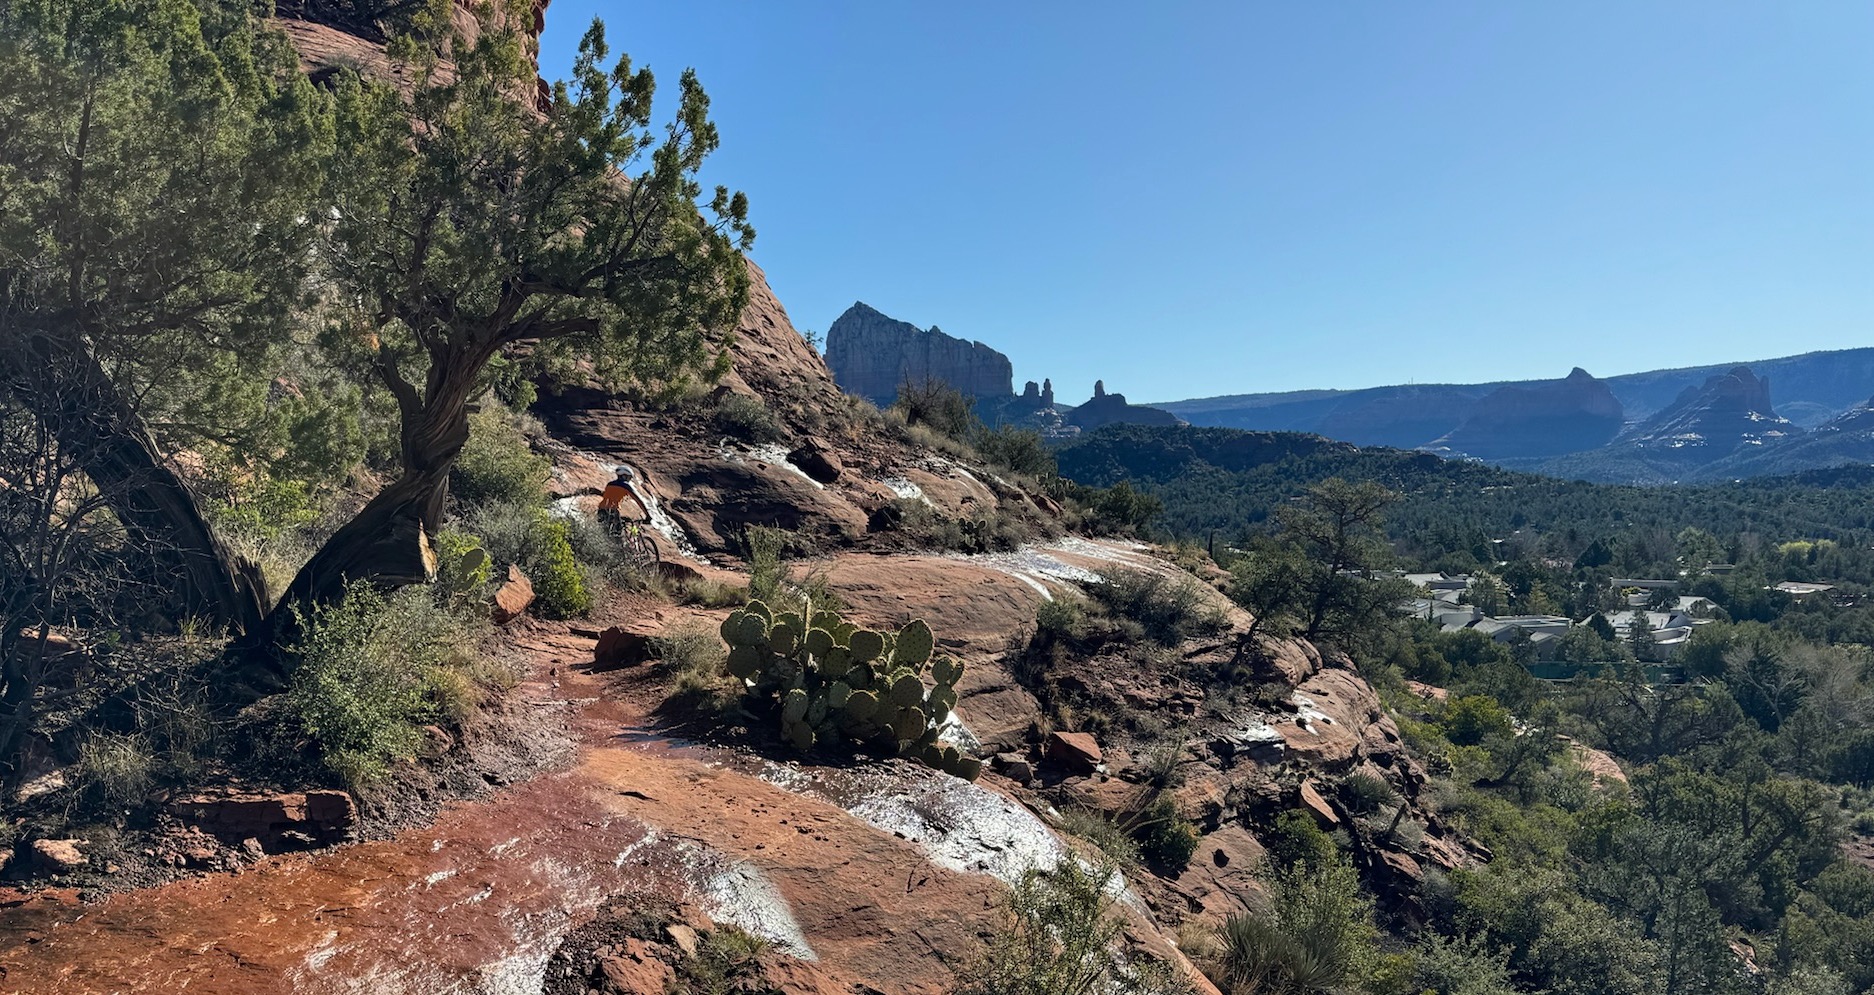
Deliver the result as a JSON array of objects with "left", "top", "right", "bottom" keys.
[
  {"left": 824, "top": 302, "right": 1014, "bottom": 406},
  {"left": 1623, "top": 366, "right": 1791, "bottom": 451},
  {"left": 1428, "top": 368, "right": 1624, "bottom": 459},
  {"left": 1065, "top": 380, "right": 1182, "bottom": 432}
]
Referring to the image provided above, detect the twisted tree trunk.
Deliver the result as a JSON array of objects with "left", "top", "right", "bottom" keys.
[{"left": 1, "top": 330, "right": 268, "bottom": 637}]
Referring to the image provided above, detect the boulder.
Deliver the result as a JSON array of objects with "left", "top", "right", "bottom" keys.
[
  {"left": 786, "top": 437, "right": 844, "bottom": 484},
  {"left": 1299, "top": 779, "right": 1339, "bottom": 828},
  {"left": 594, "top": 626, "right": 655, "bottom": 669},
  {"left": 30, "top": 839, "right": 86, "bottom": 873},
  {"left": 491, "top": 564, "right": 535, "bottom": 624},
  {"left": 1046, "top": 731, "right": 1104, "bottom": 774}
]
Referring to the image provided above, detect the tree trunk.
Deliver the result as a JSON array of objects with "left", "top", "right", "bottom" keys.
[
  {"left": 255, "top": 344, "right": 484, "bottom": 668},
  {"left": 1, "top": 331, "right": 268, "bottom": 637}
]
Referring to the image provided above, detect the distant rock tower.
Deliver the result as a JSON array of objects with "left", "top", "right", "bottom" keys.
[
  {"left": 1093, "top": 380, "right": 1106, "bottom": 399},
  {"left": 1041, "top": 379, "right": 1055, "bottom": 407}
]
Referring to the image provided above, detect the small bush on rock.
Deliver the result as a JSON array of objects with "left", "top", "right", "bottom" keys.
[
  {"left": 957, "top": 859, "right": 1192, "bottom": 995},
  {"left": 713, "top": 392, "right": 784, "bottom": 442},
  {"left": 1090, "top": 569, "right": 1226, "bottom": 647},
  {"left": 1130, "top": 796, "right": 1200, "bottom": 872}
]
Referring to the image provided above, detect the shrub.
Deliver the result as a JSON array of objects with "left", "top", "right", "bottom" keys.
[
  {"left": 1089, "top": 569, "right": 1225, "bottom": 647},
  {"left": 450, "top": 404, "right": 549, "bottom": 509},
  {"left": 712, "top": 391, "right": 784, "bottom": 442},
  {"left": 1036, "top": 597, "right": 1087, "bottom": 641},
  {"left": 956, "top": 859, "right": 1191, "bottom": 995},
  {"left": 892, "top": 378, "right": 978, "bottom": 441},
  {"left": 744, "top": 525, "right": 790, "bottom": 603},
  {"left": 654, "top": 621, "right": 729, "bottom": 697},
  {"left": 1213, "top": 862, "right": 1378, "bottom": 995},
  {"left": 1439, "top": 694, "right": 1513, "bottom": 747},
  {"left": 1081, "top": 480, "right": 1162, "bottom": 536},
  {"left": 288, "top": 583, "right": 446, "bottom": 788},
  {"left": 1339, "top": 771, "right": 1400, "bottom": 816},
  {"left": 974, "top": 424, "right": 1055, "bottom": 478},
  {"left": 525, "top": 513, "right": 592, "bottom": 618},
  {"left": 75, "top": 733, "right": 155, "bottom": 808},
  {"left": 1131, "top": 797, "right": 1201, "bottom": 872},
  {"left": 1410, "top": 934, "right": 1520, "bottom": 995},
  {"left": 1264, "top": 809, "right": 1340, "bottom": 872},
  {"left": 679, "top": 577, "right": 749, "bottom": 609},
  {"left": 1059, "top": 807, "right": 1142, "bottom": 868},
  {"left": 432, "top": 529, "right": 494, "bottom": 602}
]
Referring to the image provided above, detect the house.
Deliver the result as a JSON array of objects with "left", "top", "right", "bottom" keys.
[
  {"left": 1675, "top": 595, "right": 1719, "bottom": 617},
  {"left": 1773, "top": 582, "right": 1835, "bottom": 600},
  {"left": 1606, "top": 609, "right": 1712, "bottom": 661}
]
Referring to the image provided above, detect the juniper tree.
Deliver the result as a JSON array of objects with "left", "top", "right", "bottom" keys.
[
  {"left": 280, "top": 2, "right": 753, "bottom": 627},
  {"left": 0, "top": 0, "right": 332, "bottom": 636}
]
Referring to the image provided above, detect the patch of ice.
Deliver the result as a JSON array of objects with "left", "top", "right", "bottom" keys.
[
  {"left": 1291, "top": 693, "right": 1336, "bottom": 731},
  {"left": 747, "top": 443, "right": 825, "bottom": 490},
  {"left": 674, "top": 842, "right": 816, "bottom": 960},
  {"left": 882, "top": 476, "right": 931, "bottom": 504}
]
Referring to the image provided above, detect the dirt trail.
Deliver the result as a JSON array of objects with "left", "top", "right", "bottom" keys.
[{"left": 0, "top": 546, "right": 1145, "bottom": 993}]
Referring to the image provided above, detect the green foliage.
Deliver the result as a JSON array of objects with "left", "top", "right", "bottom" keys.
[
  {"left": 744, "top": 525, "right": 791, "bottom": 604},
  {"left": 74, "top": 733, "right": 156, "bottom": 809},
  {"left": 524, "top": 513, "right": 592, "bottom": 619},
  {"left": 1438, "top": 695, "right": 1513, "bottom": 747},
  {"left": 1338, "top": 771, "right": 1400, "bottom": 816},
  {"left": 1058, "top": 807, "right": 1142, "bottom": 869},
  {"left": 892, "top": 378, "right": 978, "bottom": 441},
  {"left": 974, "top": 424, "right": 1055, "bottom": 478},
  {"left": 1409, "top": 933, "right": 1520, "bottom": 995},
  {"left": 654, "top": 620, "right": 730, "bottom": 698},
  {"left": 432, "top": 530, "right": 494, "bottom": 601},
  {"left": 956, "top": 859, "right": 1190, "bottom": 995},
  {"left": 1035, "top": 597, "right": 1088, "bottom": 641},
  {"left": 1088, "top": 569, "right": 1226, "bottom": 648},
  {"left": 718, "top": 600, "right": 979, "bottom": 780},
  {"left": 287, "top": 581, "right": 486, "bottom": 787},
  {"left": 449, "top": 405, "right": 549, "bottom": 509},
  {"left": 712, "top": 392, "right": 784, "bottom": 442},
  {"left": 1213, "top": 861, "right": 1378, "bottom": 995},
  {"left": 1264, "top": 809, "right": 1340, "bottom": 873},
  {"left": 1130, "top": 797, "right": 1200, "bottom": 872}
]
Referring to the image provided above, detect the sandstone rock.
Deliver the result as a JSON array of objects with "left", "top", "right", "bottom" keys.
[
  {"left": 824, "top": 302, "right": 1013, "bottom": 406},
  {"left": 664, "top": 923, "right": 700, "bottom": 958},
  {"left": 1298, "top": 779, "right": 1339, "bottom": 828},
  {"left": 420, "top": 724, "right": 456, "bottom": 760},
  {"left": 993, "top": 753, "right": 1034, "bottom": 784},
  {"left": 597, "top": 937, "right": 673, "bottom": 992},
  {"left": 30, "top": 839, "right": 86, "bottom": 873},
  {"left": 491, "top": 564, "right": 535, "bottom": 624},
  {"left": 1046, "top": 732, "right": 1103, "bottom": 774},
  {"left": 593, "top": 626, "right": 654, "bottom": 669},
  {"left": 786, "top": 437, "right": 844, "bottom": 484},
  {"left": 167, "top": 789, "right": 356, "bottom": 842}
]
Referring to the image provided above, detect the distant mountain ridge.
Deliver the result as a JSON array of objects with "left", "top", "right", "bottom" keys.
[
  {"left": 1152, "top": 348, "right": 1874, "bottom": 483},
  {"left": 1158, "top": 347, "right": 1874, "bottom": 435}
]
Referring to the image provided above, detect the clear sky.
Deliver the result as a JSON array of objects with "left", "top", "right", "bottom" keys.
[{"left": 538, "top": 2, "right": 1874, "bottom": 405}]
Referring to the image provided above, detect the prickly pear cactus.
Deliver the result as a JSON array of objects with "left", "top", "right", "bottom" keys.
[{"left": 715, "top": 599, "right": 980, "bottom": 780}]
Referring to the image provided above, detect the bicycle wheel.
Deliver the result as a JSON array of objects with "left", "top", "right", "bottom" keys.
[{"left": 624, "top": 529, "right": 661, "bottom": 571}]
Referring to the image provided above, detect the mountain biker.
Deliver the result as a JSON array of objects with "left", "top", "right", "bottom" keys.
[{"left": 597, "top": 469, "right": 632, "bottom": 529}]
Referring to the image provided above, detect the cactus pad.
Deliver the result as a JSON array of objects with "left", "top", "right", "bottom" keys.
[{"left": 895, "top": 619, "right": 935, "bottom": 665}]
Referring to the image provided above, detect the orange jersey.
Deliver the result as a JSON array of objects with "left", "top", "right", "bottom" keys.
[{"left": 598, "top": 483, "right": 630, "bottom": 511}]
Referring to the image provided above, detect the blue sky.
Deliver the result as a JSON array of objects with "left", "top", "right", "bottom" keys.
[{"left": 539, "top": 2, "right": 1874, "bottom": 405}]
